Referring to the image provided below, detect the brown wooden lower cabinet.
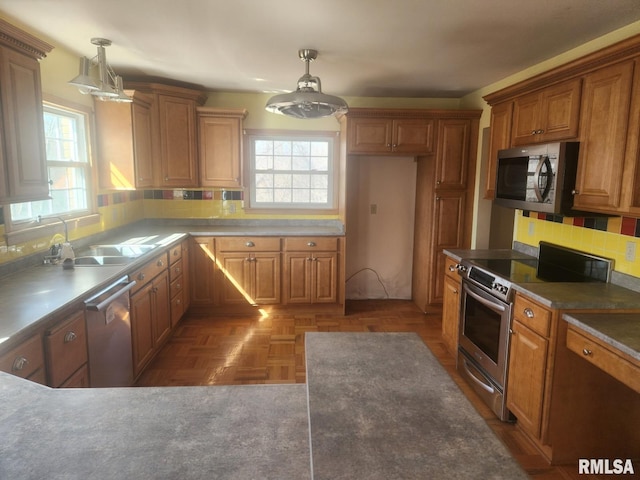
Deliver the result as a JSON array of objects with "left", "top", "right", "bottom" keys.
[
  {"left": 0, "top": 333, "right": 46, "bottom": 384},
  {"left": 189, "top": 235, "right": 344, "bottom": 311},
  {"left": 507, "top": 292, "right": 640, "bottom": 464},
  {"left": 44, "top": 310, "right": 88, "bottom": 388},
  {"left": 130, "top": 260, "right": 171, "bottom": 378},
  {"left": 440, "top": 256, "right": 461, "bottom": 355}
]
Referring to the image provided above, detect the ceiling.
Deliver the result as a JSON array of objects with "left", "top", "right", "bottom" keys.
[{"left": 2, "top": 0, "right": 640, "bottom": 98}]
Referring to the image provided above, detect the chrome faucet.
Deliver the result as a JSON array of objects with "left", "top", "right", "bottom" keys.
[{"left": 39, "top": 215, "right": 74, "bottom": 264}]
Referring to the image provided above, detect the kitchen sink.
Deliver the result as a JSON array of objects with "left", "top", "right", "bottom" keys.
[
  {"left": 85, "top": 244, "right": 157, "bottom": 257},
  {"left": 73, "top": 255, "right": 137, "bottom": 266},
  {"left": 61, "top": 244, "right": 158, "bottom": 267}
]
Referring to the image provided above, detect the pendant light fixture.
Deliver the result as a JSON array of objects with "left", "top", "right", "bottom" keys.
[
  {"left": 68, "top": 38, "right": 132, "bottom": 102},
  {"left": 265, "top": 49, "right": 348, "bottom": 119}
]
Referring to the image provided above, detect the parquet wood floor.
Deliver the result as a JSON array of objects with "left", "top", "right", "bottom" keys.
[{"left": 135, "top": 300, "right": 610, "bottom": 480}]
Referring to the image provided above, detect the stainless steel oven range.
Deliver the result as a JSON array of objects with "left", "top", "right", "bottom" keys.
[{"left": 454, "top": 242, "right": 613, "bottom": 422}]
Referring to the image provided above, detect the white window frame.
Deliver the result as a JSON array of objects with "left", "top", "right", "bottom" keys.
[
  {"left": 244, "top": 129, "right": 339, "bottom": 214},
  {"left": 4, "top": 96, "right": 99, "bottom": 244}
]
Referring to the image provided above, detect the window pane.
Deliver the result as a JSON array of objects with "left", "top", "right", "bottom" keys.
[
  {"left": 250, "top": 135, "right": 334, "bottom": 209},
  {"left": 9, "top": 104, "right": 91, "bottom": 223}
]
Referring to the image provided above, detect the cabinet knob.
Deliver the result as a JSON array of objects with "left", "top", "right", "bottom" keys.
[
  {"left": 245, "top": 241, "right": 255, "bottom": 247},
  {"left": 524, "top": 307, "right": 534, "bottom": 318},
  {"left": 509, "top": 328, "right": 515, "bottom": 335},
  {"left": 537, "top": 129, "right": 544, "bottom": 134},
  {"left": 307, "top": 241, "right": 316, "bottom": 247},
  {"left": 453, "top": 289, "right": 458, "bottom": 295},
  {"left": 571, "top": 189, "right": 580, "bottom": 195},
  {"left": 531, "top": 130, "right": 537, "bottom": 135},
  {"left": 64, "top": 331, "right": 77, "bottom": 343},
  {"left": 174, "top": 267, "right": 181, "bottom": 274},
  {"left": 12, "top": 356, "right": 28, "bottom": 372},
  {"left": 582, "top": 348, "right": 592, "bottom": 356},
  {"left": 436, "top": 180, "right": 441, "bottom": 185}
]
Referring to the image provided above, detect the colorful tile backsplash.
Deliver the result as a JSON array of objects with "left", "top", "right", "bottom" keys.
[{"left": 516, "top": 211, "right": 640, "bottom": 278}]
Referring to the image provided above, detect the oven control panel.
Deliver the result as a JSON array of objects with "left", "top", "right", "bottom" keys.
[{"left": 465, "top": 265, "right": 513, "bottom": 302}]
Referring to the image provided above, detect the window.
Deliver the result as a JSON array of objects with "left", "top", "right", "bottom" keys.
[
  {"left": 8, "top": 101, "right": 93, "bottom": 225},
  {"left": 246, "top": 130, "right": 338, "bottom": 212}
]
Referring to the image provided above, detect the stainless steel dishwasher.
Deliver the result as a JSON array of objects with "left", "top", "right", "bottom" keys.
[{"left": 85, "top": 275, "right": 137, "bottom": 387}]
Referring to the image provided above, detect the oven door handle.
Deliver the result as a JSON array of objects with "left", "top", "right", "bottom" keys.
[
  {"left": 461, "top": 356, "right": 496, "bottom": 394},
  {"left": 463, "top": 282, "right": 507, "bottom": 313}
]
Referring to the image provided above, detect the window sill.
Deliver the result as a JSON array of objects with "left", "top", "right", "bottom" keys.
[{"left": 5, "top": 213, "right": 100, "bottom": 246}]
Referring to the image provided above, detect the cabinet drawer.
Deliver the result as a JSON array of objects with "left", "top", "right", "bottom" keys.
[
  {"left": 60, "top": 364, "right": 89, "bottom": 388},
  {"left": 0, "top": 333, "right": 44, "bottom": 379},
  {"left": 566, "top": 326, "right": 640, "bottom": 394},
  {"left": 444, "top": 256, "right": 461, "bottom": 281},
  {"left": 131, "top": 252, "right": 169, "bottom": 292},
  {"left": 170, "top": 275, "right": 184, "bottom": 298},
  {"left": 45, "top": 311, "right": 88, "bottom": 387},
  {"left": 170, "top": 257, "right": 184, "bottom": 282},
  {"left": 216, "top": 237, "right": 281, "bottom": 252},
  {"left": 513, "top": 295, "right": 551, "bottom": 337},
  {"left": 169, "top": 244, "right": 182, "bottom": 264},
  {"left": 284, "top": 237, "right": 338, "bottom": 251}
]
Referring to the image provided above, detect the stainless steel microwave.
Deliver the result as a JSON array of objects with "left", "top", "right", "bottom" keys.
[{"left": 493, "top": 142, "right": 580, "bottom": 214}]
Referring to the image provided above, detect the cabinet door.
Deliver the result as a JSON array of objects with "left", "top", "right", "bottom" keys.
[
  {"left": 131, "top": 100, "right": 154, "bottom": 188},
  {"left": 393, "top": 119, "right": 434, "bottom": 154},
  {"left": 441, "top": 273, "right": 461, "bottom": 354},
  {"left": 511, "top": 90, "right": 542, "bottom": 146},
  {"left": 429, "top": 192, "right": 466, "bottom": 304},
  {"left": 198, "top": 115, "right": 242, "bottom": 187},
  {"left": 512, "top": 79, "right": 581, "bottom": 146},
  {"left": 573, "top": 61, "right": 634, "bottom": 213},
  {"left": 485, "top": 101, "right": 513, "bottom": 199},
  {"left": 506, "top": 320, "right": 548, "bottom": 438},
  {"left": 253, "top": 253, "right": 281, "bottom": 304},
  {"left": 435, "top": 119, "right": 471, "bottom": 189},
  {"left": 0, "top": 46, "right": 48, "bottom": 202},
  {"left": 189, "top": 237, "right": 216, "bottom": 306},
  {"left": 130, "top": 284, "right": 155, "bottom": 377},
  {"left": 347, "top": 117, "right": 393, "bottom": 154},
  {"left": 283, "top": 253, "right": 312, "bottom": 304},
  {"left": 538, "top": 79, "right": 581, "bottom": 141},
  {"left": 312, "top": 253, "right": 338, "bottom": 303},
  {"left": 157, "top": 95, "right": 198, "bottom": 187},
  {"left": 218, "top": 253, "right": 252, "bottom": 304},
  {"left": 152, "top": 270, "right": 171, "bottom": 347}
]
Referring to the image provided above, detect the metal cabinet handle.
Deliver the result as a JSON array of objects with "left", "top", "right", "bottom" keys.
[
  {"left": 138, "top": 272, "right": 146, "bottom": 281},
  {"left": 453, "top": 289, "right": 458, "bottom": 294},
  {"left": 571, "top": 189, "right": 580, "bottom": 195},
  {"left": 174, "top": 267, "right": 181, "bottom": 274},
  {"left": 509, "top": 328, "right": 515, "bottom": 335},
  {"left": 12, "top": 356, "right": 28, "bottom": 372},
  {"left": 157, "top": 259, "right": 164, "bottom": 267},
  {"left": 583, "top": 348, "right": 592, "bottom": 356},
  {"left": 307, "top": 241, "right": 316, "bottom": 247},
  {"left": 176, "top": 283, "right": 181, "bottom": 289},
  {"left": 524, "top": 307, "right": 534, "bottom": 318},
  {"left": 64, "top": 331, "right": 77, "bottom": 343},
  {"left": 245, "top": 241, "right": 255, "bottom": 247},
  {"left": 448, "top": 264, "right": 456, "bottom": 272}
]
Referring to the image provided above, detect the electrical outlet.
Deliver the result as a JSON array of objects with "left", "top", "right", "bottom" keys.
[{"left": 625, "top": 241, "right": 636, "bottom": 262}]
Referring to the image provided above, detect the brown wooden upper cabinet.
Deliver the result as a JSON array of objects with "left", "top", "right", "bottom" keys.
[
  {"left": 511, "top": 78, "right": 581, "bottom": 146},
  {"left": 0, "top": 19, "right": 53, "bottom": 203},
  {"left": 484, "top": 33, "right": 640, "bottom": 214},
  {"left": 197, "top": 108, "right": 247, "bottom": 188},
  {"left": 95, "top": 91, "right": 154, "bottom": 189},
  {"left": 125, "top": 82, "right": 207, "bottom": 188},
  {"left": 346, "top": 113, "right": 434, "bottom": 155}
]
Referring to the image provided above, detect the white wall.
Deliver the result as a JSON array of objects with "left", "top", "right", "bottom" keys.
[{"left": 345, "top": 156, "right": 417, "bottom": 299}]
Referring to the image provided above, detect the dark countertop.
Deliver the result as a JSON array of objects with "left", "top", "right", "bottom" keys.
[
  {"left": 0, "top": 332, "right": 527, "bottom": 479},
  {"left": 563, "top": 312, "right": 640, "bottom": 361},
  {"left": 0, "top": 221, "right": 345, "bottom": 349},
  {"left": 443, "top": 247, "right": 640, "bottom": 365}
]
